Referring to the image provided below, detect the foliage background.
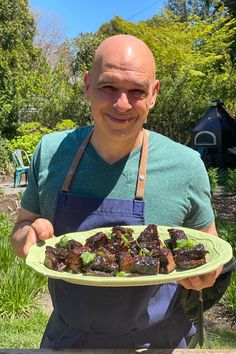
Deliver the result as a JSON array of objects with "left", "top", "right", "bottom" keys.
[{"left": 0, "top": 0, "right": 235, "bottom": 148}]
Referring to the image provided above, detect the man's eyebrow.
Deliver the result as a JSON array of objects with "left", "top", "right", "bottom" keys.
[
  {"left": 97, "top": 78, "right": 114, "bottom": 86},
  {"left": 97, "top": 78, "right": 149, "bottom": 90}
]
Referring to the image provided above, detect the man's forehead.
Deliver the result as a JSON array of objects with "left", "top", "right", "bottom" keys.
[
  {"left": 92, "top": 57, "right": 156, "bottom": 83},
  {"left": 91, "top": 37, "right": 156, "bottom": 79},
  {"left": 97, "top": 70, "right": 150, "bottom": 87}
]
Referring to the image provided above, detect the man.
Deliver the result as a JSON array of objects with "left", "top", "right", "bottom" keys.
[{"left": 12, "top": 35, "right": 222, "bottom": 349}]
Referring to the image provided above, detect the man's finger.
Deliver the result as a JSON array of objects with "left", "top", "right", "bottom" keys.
[{"left": 31, "top": 218, "right": 54, "bottom": 241}]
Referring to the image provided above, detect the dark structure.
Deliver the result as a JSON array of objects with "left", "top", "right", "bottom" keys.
[{"left": 191, "top": 101, "right": 236, "bottom": 168}]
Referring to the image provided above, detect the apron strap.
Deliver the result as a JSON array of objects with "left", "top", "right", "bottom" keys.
[
  {"left": 135, "top": 129, "right": 149, "bottom": 200},
  {"left": 62, "top": 128, "right": 149, "bottom": 197},
  {"left": 62, "top": 129, "right": 94, "bottom": 192}
]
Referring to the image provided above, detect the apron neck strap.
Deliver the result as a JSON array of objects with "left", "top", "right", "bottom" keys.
[
  {"left": 62, "top": 128, "right": 149, "bottom": 199},
  {"left": 62, "top": 129, "right": 94, "bottom": 192},
  {"left": 135, "top": 129, "right": 149, "bottom": 200}
]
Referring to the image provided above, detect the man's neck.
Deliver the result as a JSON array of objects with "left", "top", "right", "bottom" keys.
[{"left": 91, "top": 129, "right": 144, "bottom": 164}]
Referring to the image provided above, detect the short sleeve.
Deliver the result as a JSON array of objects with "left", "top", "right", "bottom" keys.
[
  {"left": 183, "top": 157, "right": 215, "bottom": 229},
  {"left": 21, "top": 142, "right": 42, "bottom": 215}
]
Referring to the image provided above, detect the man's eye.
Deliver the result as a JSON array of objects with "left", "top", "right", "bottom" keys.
[
  {"left": 101, "top": 86, "right": 116, "bottom": 91},
  {"left": 130, "top": 89, "right": 146, "bottom": 97}
]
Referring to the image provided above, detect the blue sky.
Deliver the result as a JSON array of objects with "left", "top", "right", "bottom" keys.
[{"left": 29, "top": 0, "right": 166, "bottom": 40}]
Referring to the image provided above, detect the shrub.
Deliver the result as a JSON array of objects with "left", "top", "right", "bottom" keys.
[
  {"left": 54, "top": 119, "right": 77, "bottom": 131},
  {"left": 0, "top": 139, "right": 11, "bottom": 173},
  {"left": 207, "top": 167, "right": 219, "bottom": 194},
  {"left": 9, "top": 122, "right": 52, "bottom": 155},
  {"left": 224, "top": 271, "right": 236, "bottom": 314},
  {"left": 217, "top": 219, "right": 236, "bottom": 313},
  {"left": 226, "top": 169, "right": 236, "bottom": 192},
  {"left": 217, "top": 219, "right": 236, "bottom": 256}
]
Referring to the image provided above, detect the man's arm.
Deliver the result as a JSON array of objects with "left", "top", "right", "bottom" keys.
[
  {"left": 12, "top": 207, "right": 54, "bottom": 259},
  {"left": 178, "top": 222, "right": 223, "bottom": 291},
  {"left": 200, "top": 222, "right": 218, "bottom": 236}
]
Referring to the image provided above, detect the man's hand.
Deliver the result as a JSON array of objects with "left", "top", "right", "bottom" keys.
[
  {"left": 177, "top": 265, "right": 223, "bottom": 291},
  {"left": 178, "top": 222, "right": 222, "bottom": 291},
  {"left": 12, "top": 208, "right": 54, "bottom": 259}
]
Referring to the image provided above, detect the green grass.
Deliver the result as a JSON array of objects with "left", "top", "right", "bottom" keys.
[
  {"left": 0, "top": 309, "right": 49, "bottom": 348},
  {"left": 217, "top": 219, "right": 236, "bottom": 256},
  {"left": 205, "top": 327, "right": 236, "bottom": 349},
  {"left": 0, "top": 307, "right": 235, "bottom": 349},
  {"left": 0, "top": 213, "right": 47, "bottom": 317}
]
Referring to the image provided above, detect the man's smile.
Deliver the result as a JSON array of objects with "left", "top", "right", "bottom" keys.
[{"left": 106, "top": 113, "right": 136, "bottom": 124}]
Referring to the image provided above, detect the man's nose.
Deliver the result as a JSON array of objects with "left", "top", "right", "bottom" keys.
[{"left": 113, "top": 92, "right": 132, "bottom": 112}]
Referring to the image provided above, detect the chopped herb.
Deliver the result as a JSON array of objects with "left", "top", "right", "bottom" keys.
[
  {"left": 81, "top": 252, "right": 96, "bottom": 265},
  {"left": 106, "top": 232, "right": 115, "bottom": 239},
  {"left": 175, "top": 239, "right": 196, "bottom": 249},
  {"left": 139, "top": 247, "right": 153, "bottom": 256},
  {"left": 116, "top": 271, "right": 128, "bottom": 277},
  {"left": 121, "top": 234, "right": 130, "bottom": 246},
  {"left": 58, "top": 235, "right": 70, "bottom": 247}
]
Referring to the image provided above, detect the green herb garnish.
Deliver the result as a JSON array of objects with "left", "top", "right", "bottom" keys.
[
  {"left": 175, "top": 239, "right": 196, "bottom": 249},
  {"left": 121, "top": 234, "right": 130, "bottom": 246},
  {"left": 139, "top": 247, "right": 153, "bottom": 256},
  {"left": 58, "top": 235, "right": 70, "bottom": 247},
  {"left": 106, "top": 232, "right": 115, "bottom": 240},
  {"left": 116, "top": 271, "right": 128, "bottom": 277},
  {"left": 80, "top": 252, "right": 96, "bottom": 265}
]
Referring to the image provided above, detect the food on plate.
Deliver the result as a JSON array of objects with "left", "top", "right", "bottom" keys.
[
  {"left": 165, "top": 228, "right": 209, "bottom": 269},
  {"left": 44, "top": 224, "right": 209, "bottom": 277}
]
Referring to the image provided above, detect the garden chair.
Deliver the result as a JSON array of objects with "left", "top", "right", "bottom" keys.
[{"left": 12, "top": 149, "right": 30, "bottom": 188}]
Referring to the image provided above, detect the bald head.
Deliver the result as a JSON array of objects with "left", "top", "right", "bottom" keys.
[{"left": 91, "top": 35, "right": 156, "bottom": 79}]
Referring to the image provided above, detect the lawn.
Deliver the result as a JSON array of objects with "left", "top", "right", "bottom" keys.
[{"left": 0, "top": 202, "right": 235, "bottom": 349}]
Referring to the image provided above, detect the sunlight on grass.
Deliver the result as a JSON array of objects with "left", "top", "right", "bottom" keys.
[
  {"left": 0, "top": 309, "right": 49, "bottom": 348},
  {"left": 205, "top": 327, "right": 236, "bottom": 349}
]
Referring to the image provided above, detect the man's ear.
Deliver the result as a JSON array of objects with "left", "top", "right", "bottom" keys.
[
  {"left": 84, "top": 71, "right": 91, "bottom": 101},
  {"left": 149, "top": 80, "right": 160, "bottom": 109}
]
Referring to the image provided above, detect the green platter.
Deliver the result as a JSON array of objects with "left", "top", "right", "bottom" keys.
[{"left": 26, "top": 225, "right": 233, "bottom": 287}]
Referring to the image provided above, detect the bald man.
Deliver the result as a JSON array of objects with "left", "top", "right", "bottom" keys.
[{"left": 12, "top": 35, "right": 221, "bottom": 349}]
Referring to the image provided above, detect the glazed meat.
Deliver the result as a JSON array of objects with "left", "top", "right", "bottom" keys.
[
  {"left": 158, "top": 249, "right": 176, "bottom": 274},
  {"left": 111, "top": 226, "right": 134, "bottom": 240},
  {"left": 176, "top": 258, "right": 207, "bottom": 269},
  {"left": 174, "top": 243, "right": 208, "bottom": 262},
  {"left": 130, "top": 255, "right": 160, "bottom": 275},
  {"left": 167, "top": 228, "right": 187, "bottom": 249},
  {"left": 44, "top": 246, "right": 60, "bottom": 270},
  {"left": 44, "top": 245, "right": 68, "bottom": 272},
  {"left": 67, "top": 245, "right": 91, "bottom": 273},
  {"left": 118, "top": 252, "right": 133, "bottom": 272},
  {"left": 89, "top": 253, "right": 119, "bottom": 275},
  {"left": 44, "top": 225, "right": 209, "bottom": 276},
  {"left": 85, "top": 232, "right": 108, "bottom": 250},
  {"left": 137, "top": 224, "right": 160, "bottom": 243},
  {"left": 174, "top": 243, "right": 208, "bottom": 269}
]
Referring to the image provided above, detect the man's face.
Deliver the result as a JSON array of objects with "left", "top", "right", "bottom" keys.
[{"left": 84, "top": 51, "right": 159, "bottom": 140}]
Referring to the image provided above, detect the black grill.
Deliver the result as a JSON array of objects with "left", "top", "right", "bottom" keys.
[{"left": 191, "top": 100, "right": 236, "bottom": 168}]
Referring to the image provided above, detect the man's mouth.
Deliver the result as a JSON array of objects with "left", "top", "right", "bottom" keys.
[{"left": 106, "top": 113, "right": 135, "bottom": 124}]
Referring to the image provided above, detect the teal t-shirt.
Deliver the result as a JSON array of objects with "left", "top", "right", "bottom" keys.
[{"left": 22, "top": 126, "right": 214, "bottom": 229}]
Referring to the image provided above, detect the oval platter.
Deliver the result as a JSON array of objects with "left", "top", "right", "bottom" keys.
[{"left": 26, "top": 225, "right": 233, "bottom": 287}]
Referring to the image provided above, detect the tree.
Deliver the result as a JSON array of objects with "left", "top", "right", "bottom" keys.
[
  {"left": 166, "top": 0, "right": 221, "bottom": 21},
  {"left": 71, "top": 32, "right": 105, "bottom": 75},
  {"left": 98, "top": 13, "right": 236, "bottom": 142},
  {"left": 0, "top": 0, "right": 37, "bottom": 138}
]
